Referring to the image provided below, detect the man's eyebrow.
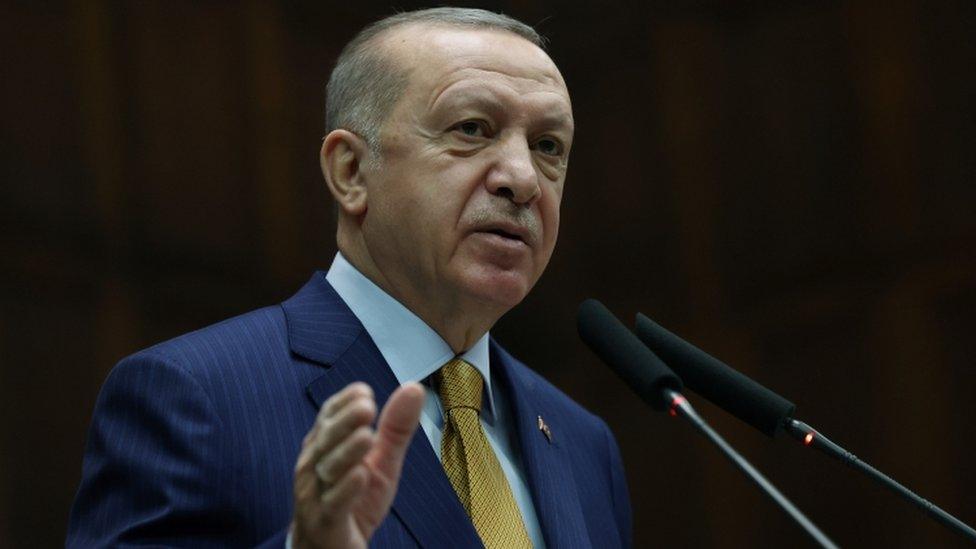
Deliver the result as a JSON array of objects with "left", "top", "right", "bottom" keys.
[
  {"left": 428, "top": 83, "right": 500, "bottom": 112},
  {"left": 535, "top": 111, "right": 574, "bottom": 133},
  {"left": 431, "top": 87, "right": 574, "bottom": 131}
]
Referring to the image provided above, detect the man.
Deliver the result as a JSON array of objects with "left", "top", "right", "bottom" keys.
[{"left": 67, "top": 8, "right": 631, "bottom": 548}]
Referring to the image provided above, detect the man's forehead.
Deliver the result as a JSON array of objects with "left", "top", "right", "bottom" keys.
[{"left": 374, "top": 23, "right": 567, "bottom": 92}]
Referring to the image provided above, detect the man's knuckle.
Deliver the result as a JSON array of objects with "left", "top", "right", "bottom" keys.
[{"left": 351, "top": 399, "right": 376, "bottom": 421}]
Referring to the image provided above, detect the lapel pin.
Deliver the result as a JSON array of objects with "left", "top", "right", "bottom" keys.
[{"left": 537, "top": 415, "right": 552, "bottom": 443}]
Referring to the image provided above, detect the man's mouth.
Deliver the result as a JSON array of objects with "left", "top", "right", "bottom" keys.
[{"left": 483, "top": 228, "right": 525, "bottom": 243}]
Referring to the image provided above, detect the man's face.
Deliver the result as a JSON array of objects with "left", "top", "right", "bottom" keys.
[{"left": 360, "top": 25, "right": 574, "bottom": 315}]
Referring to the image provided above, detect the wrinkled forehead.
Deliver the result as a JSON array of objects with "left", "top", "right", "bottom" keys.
[{"left": 376, "top": 23, "right": 571, "bottom": 104}]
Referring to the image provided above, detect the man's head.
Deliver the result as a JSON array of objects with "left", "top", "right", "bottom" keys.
[
  {"left": 321, "top": 8, "right": 574, "bottom": 351},
  {"left": 324, "top": 8, "right": 548, "bottom": 154}
]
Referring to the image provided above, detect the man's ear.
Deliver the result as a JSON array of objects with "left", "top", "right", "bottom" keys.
[{"left": 321, "top": 129, "right": 371, "bottom": 216}]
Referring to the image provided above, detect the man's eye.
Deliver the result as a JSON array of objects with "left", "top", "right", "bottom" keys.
[
  {"left": 453, "top": 120, "right": 488, "bottom": 137},
  {"left": 533, "top": 137, "right": 563, "bottom": 156}
]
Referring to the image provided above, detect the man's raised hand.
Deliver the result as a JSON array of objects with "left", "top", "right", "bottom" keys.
[{"left": 291, "top": 381, "right": 425, "bottom": 548}]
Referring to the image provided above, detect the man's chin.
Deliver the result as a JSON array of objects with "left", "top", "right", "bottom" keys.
[{"left": 457, "top": 267, "right": 533, "bottom": 311}]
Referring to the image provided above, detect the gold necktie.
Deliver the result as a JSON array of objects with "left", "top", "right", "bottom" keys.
[{"left": 436, "top": 359, "right": 533, "bottom": 549}]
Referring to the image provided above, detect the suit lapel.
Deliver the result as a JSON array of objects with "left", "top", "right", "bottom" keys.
[
  {"left": 283, "top": 273, "right": 482, "bottom": 548},
  {"left": 492, "top": 340, "right": 591, "bottom": 549}
]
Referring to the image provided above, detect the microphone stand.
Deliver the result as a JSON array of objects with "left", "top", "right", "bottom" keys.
[
  {"left": 665, "top": 390, "right": 839, "bottom": 549},
  {"left": 785, "top": 419, "right": 976, "bottom": 543}
]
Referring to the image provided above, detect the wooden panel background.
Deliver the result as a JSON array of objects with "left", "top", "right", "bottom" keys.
[{"left": 1, "top": 1, "right": 974, "bottom": 547}]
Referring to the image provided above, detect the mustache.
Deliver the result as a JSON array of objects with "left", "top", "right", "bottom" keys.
[{"left": 466, "top": 201, "right": 540, "bottom": 243}]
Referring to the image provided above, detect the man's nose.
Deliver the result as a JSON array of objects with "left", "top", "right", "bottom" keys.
[{"left": 485, "top": 137, "right": 540, "bottom": 205}]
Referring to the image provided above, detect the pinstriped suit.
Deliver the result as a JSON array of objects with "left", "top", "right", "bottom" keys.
[{"left": 66, "top": 272, "right": 632, "bottom": 548}]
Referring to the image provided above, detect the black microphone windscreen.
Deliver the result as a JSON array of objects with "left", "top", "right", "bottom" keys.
[
  {"left": 635, "top": 313, "right": 795, "bottom": 437},
  {"left": 577, "top": 300, "right": 682, "bottom": 411}
]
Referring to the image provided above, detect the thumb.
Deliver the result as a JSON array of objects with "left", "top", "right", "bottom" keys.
[{"left": 368, "top": 382, "right": 425, "bottom": 480}]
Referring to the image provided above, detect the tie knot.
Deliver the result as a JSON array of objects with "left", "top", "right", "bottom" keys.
[{"left": 436, "top": 358, "right": 483, "bottom": 412}]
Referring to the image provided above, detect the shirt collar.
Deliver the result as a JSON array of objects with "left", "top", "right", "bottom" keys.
[{"left": 325, "top": 252, "right": 495, "bottom": 419}]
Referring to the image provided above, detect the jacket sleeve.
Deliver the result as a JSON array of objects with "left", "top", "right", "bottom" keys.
[
  {"left": 604, "top": 424, "right": 633, "bottom": 548},
  {"left": 66, "top": 351, "right": 288, "bottom": 548}
]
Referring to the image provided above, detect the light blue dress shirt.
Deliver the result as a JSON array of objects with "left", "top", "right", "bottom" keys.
[{"left": 326, "top": 252, "right": 545, "bottom": 548}]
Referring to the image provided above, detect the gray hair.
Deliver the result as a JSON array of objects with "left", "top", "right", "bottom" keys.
[{"left": 324, "top": 8, "right": 546, "bottom": 153}]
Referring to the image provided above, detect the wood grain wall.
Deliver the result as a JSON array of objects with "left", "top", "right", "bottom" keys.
[{"left": 2, "top": 1, "right": 974, "bottom": 547}]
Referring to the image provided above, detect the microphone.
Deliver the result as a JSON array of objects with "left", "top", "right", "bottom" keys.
[
  {"left": 633, "top": 314, "right": 794, "bottom": 437},
  {"left": 577, "top": 299, "right": 682, "bottom": 410},
  {"left": 577, "top": 299, "right": 837, "bottom": 549},
  {"left": 634, "top": 313, "right": 976, "bottom": 543}
]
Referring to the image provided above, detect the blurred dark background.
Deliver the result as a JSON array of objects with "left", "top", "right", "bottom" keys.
[{"left": 2, "top": 1, "right": 975, "bottom": 547}]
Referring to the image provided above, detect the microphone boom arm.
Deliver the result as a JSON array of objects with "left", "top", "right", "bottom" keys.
[
  {"left": 785, "top": 419, "right": 976, "bottom": 543},
  {"left": 666, "top": 391, "right": 840, "bottom": 549}
]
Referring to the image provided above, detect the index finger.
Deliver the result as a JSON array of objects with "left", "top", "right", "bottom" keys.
[{"left": 322, "top": 382, "right": 373, "bottom": 419}]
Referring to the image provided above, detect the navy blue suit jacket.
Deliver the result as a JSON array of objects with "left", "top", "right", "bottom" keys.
[{"left": 67, "top": 272, "right": 632, "bottom": 548}]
